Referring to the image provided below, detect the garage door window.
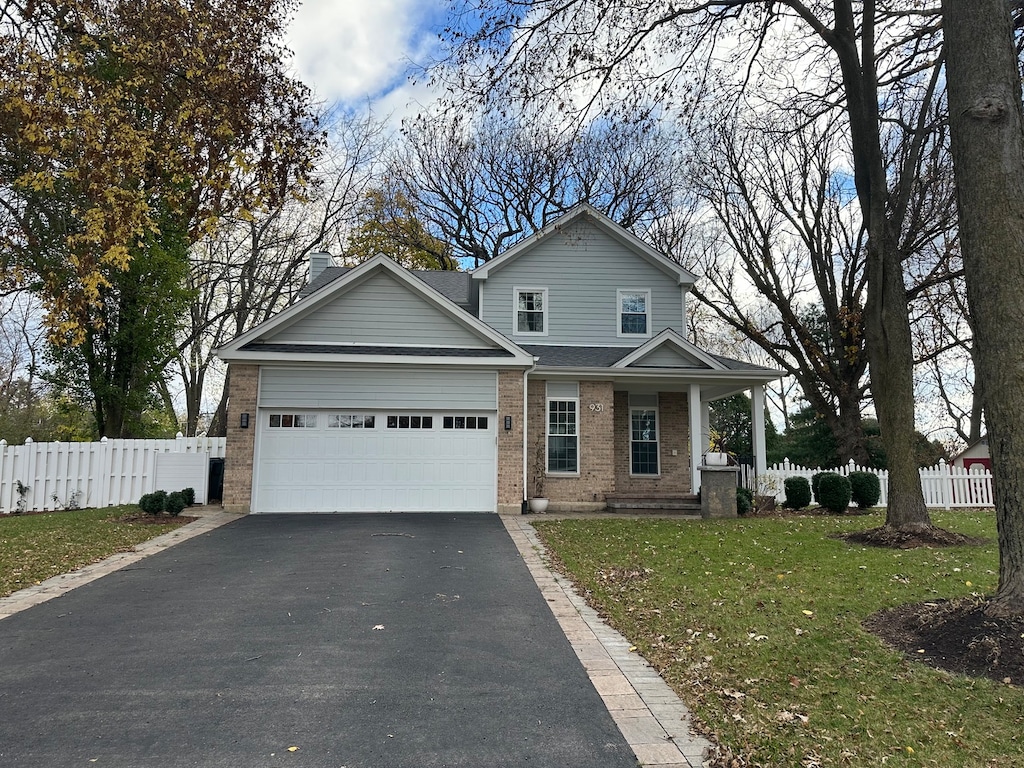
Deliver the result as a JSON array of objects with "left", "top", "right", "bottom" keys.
[
  {"left": 443, "top": 416, "right": 489, "bottom": 429},
  {"left": 269, "top": 414, "right": 317, "bottom": 428},
  {"left": 387, "top": 415, "right": 434, "bottom": 429},
  {"left": 329, "top": 414, "right": 375, "bottom": 429}
]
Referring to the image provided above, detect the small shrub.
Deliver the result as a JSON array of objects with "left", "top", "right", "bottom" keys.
[
  {"left": 165, "top": 492, "right": 186, "bottom": 517},
  {"left": 152, "top": 490, "right": 168, "bottom": 512},
  {"left": 783, "top": 476, "right": 812, "bottom": 510},
  {"left": 138, "top": 492, "right": 164, "bottom": 515},
  {"left": 180, "top": 487, "right": 196, "bottom": 507},
  {"left": 736, "top": 486, "right": 753, "bottom": 516},
  {"left": 818, "top": 473, "right": 852, "bottom": 513},
  {"left": 849, "top": 471, "right": 881, "bottom": 508}
]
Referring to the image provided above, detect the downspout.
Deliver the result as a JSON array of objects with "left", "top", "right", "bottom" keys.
[{"left": 522, "top": 357, "right": 538, "bottom": 513}]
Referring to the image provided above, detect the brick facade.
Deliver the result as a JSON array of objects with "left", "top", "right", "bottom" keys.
[
  {"left": 223, "top": 363, "right": 258, "bottom": 513},
  {"left": 613, "top": 390, "right": 692, "bottom": 494},
  {"left": 527, "top": 379, "right": 615, "bottom": 511},
  {"left": 496, "top": 370, "right": 525, "bottom": 515}
]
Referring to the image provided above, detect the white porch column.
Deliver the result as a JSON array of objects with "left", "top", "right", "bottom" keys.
[
  {"left": 752, "top": 385, "right": 767, "bottom": 477},
  {"left": 689, "top": 383, "right": 703, "bottom": 493}
]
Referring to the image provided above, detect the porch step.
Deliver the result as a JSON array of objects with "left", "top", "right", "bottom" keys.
[{"left": 604, "top": 494, "right": 701, "bottom": 515}]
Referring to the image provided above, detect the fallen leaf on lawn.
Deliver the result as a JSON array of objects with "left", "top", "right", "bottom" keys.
[
  {"left": 288, "top": 746, "right": 299, "bottom": 752},
  {"left": 373, "top": 624, "right": 385, "bottom": 630},
  {"left": 721, "top": 688, "right": 746, "bottom": 700},
  {"left": 789, "top": 676, "right": 801, "bottom": 687},
  {"left": 802, "top": 610, "right": 814, "bottom": 616},
  {"left": 629, "top": 645, "right": 637, "bottom": 652}
]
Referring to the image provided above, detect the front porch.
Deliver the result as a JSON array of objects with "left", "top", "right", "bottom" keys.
[{"left": 519, "top": 378, "right": 768, "bottom": 513}]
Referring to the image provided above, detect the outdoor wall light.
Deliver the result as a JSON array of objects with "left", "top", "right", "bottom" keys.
[
  {"left": 504, "top": 415, "right": 513, "bottom": 431},
  {"left": 240, "top": 413, "right": 250, "bottom": 429}
]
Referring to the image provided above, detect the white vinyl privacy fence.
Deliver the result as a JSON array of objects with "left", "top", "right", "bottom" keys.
[
  {"left": 762, "top": 459, "right": 994, "bottom": 509},
  {"left": 0, "top": 435, "right": 226, "bottom": 513}
]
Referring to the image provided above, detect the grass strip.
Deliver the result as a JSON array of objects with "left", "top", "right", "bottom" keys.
[
  {"left": 534, "top": 510, "right": 1023, "bottom": 767},
  {"left": 0, "top": 507, "right": 190, "bottom": 598}
]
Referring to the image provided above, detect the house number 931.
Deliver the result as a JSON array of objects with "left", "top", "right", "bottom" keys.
[{"left": 588, "top": 403, "right": 604, "bottom": 412}]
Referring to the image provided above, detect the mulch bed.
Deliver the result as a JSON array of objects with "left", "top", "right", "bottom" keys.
[
  {"left": 837, "top": 525, "right": 988, "bottom": 549},
  {"left": 865, "top": 597, "right": 1024, "bottom": 685}
]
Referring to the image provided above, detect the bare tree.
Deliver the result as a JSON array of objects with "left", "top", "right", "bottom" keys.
[
  {"left": 943, "top": 0, "right": 1024, "bottom": 614},
  {"left": 375, "top": 111, "right": 688, "bottom": 265},
  {"left": 172, "top": 113, "right": 387, "bottom": 435}
]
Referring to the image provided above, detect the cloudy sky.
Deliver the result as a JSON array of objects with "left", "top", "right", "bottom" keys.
[{"left": 286, "top": 0, "right": 449, "bottom": 119}]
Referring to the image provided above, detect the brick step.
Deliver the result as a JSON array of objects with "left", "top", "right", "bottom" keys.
[{"left": 605, "top": 495, "right": 701, "bottom": 514}]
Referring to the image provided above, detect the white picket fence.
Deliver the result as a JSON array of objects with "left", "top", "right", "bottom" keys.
[
  {"left": 761, "top": 458, "right": 994, "bottom": 509},
  {"left": 0, "top": 435, "right": 226, "bottom": 514}
]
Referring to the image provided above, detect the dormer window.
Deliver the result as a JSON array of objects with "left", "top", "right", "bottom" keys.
[
  {"left": 618, "top": 290, "right": 651, "bottom": 337},
  {"left": 515, "top": 288, "right": 548, "bottom": 335}
]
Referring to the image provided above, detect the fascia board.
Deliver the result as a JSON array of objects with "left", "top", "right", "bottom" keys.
[{"left": 217, "top": 349, "right": 534, "bottom": 368}]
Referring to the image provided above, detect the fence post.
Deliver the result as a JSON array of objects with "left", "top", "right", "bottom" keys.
[{"left": 939, "top": 459, "right": 952, "bottom": 510}]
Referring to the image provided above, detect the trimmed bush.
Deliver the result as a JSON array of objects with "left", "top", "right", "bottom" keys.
[
  {"left": 166, "top": 491, "right": 187, "bottom": 517},
  {"left": 849, "top": 471, "right": 881, "bottom": 508},
  {"left": 783, "top": 476, "right": 812, "bottom": 510},
  {"left": 181, "top": 487, "right": 196, "bottom": 507},
  {"left": 138, "top": 492, "right": 164, "bottom": 515},
  {"left": 817, "top": 473, "right": 852, "bottom": 513},
  {"left": 152, "top": 490, "right": 168, "bottom": 511},
  {"left": 736, "top": 486, "right": 753, "bottom": 516}
]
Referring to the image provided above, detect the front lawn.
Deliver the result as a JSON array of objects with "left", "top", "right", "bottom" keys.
[
  {"left": 534, "top": 511, "right": 1023, "bottom": 767},
  {"left": 0, "top": 507, "right": 191, "bottom": 598}
]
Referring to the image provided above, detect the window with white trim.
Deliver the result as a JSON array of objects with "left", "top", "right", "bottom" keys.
[
  {"left": 630, "top": 408, "right": 659, "bottom": 475},
  {"left": 268, "top": 414, "right": 317, "bottom": 428},
  {"left": 515, "top": 288, "right": 548, "bottom": 335},
  {"left": 618, "top": 289, "right": 651, "bottom": 337},
  {"left": 546, "top": 382, "right": 579, "bottom": 474},
  {"left": 328, "top": 414, "right": 375, "bottom": 429}
]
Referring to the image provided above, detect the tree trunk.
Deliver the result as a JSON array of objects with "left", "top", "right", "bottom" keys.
[
  {"left": 831, "top": 3, "right": 932, "bottom": 531},
  {"left": 863, "top": 229, "right": 932, "bottom": 530},
  {"left": 943, "top": 0, "right": 1024, "bottom": 615}
]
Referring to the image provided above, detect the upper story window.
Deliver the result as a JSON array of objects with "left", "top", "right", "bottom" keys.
[
  {"left": 618, "top": 289, "right": 651, "bottom": 337},
  {"left": 515, "top": 288, "right": 548, "bottom": 335}
]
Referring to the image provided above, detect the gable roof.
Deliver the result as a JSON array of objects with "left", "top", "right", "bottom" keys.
[
  {"left": 614, "top": 329, "right": 726, "bottom": 370},
  {"left": 302, "top": 265, "right": 478, "bottom": 314},
  {"left": 471, "top": 203, "right": 697, "bottom": 287},
  {"left": 217, "top": 255, "right": 531, "bottom": 365}
]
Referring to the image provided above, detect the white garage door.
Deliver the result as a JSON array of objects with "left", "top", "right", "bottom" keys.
[{"left": 254, "top": 410, "right": 496, "bottom": 513}]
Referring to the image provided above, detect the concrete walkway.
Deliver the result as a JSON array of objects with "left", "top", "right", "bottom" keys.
[{"left": 0, "top": 509, "right": 714, "bottom": 767}]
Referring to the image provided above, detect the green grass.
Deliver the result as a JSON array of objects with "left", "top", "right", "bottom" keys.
[
  {"left": 534, "top": 511, "right": 1024, "bottom": 768},
  {"left": 0, "top": 507, "right": 190, "bottom": 598}
]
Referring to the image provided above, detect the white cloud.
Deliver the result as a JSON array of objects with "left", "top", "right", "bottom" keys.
[{"left": 286, "top": 0, "right": 444, "bottom": 110}]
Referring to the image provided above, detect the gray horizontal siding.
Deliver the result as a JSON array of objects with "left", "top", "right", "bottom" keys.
[
  {"left": 259, "top": 368, "right": 498, "bottom": 410},
  {"left": 271, "top": 271, "right": 488, "bottom": 348},
  {"left": 481, "top": 218, "right": 684, "bottom": 345},
  {"left": 633, "top": 345, "right": 706, "bottom": 368}
]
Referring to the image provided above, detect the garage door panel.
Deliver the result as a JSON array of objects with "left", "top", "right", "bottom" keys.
[{"left": 256, "top": 409, "right": 495, "bottom": 513}]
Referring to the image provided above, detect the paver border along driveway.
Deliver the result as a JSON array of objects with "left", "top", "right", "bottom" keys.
[{"left": 0, "top": 513, "right": 637, "bottom": 768}]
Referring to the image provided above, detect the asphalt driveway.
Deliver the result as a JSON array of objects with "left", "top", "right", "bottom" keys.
[{"left": 0, "top": 514, "right": 637, "bottom": 767}]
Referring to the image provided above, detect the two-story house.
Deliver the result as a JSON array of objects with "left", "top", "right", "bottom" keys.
[{"left": 216, "top": 204, "right": 781, "bottom": 514}]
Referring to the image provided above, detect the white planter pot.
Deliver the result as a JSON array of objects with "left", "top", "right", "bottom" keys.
[
  {"left": 704, "top": 452, "right": 729, "bottom": 466},
  {"left": 528, "top": 497, "right": 550, "bottom": 513}
]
